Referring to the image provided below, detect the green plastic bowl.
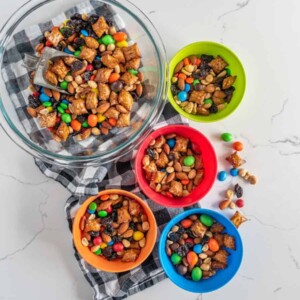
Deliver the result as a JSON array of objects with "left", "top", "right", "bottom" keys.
[{"left": 168, "top": 41, "right": 246, "bottom": 122}]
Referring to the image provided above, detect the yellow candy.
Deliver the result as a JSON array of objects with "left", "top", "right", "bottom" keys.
[
  {"left": 47, "top": 107, "right": 53, "bottom": 113},
  {"left": 97, "top": 114, "right": 106, "bottom": 123},
  {"left": 91, "top": 88, "right": 98, "bottom": 94},
  {"left": 116, "top": 41, "right": 128, "bottom": 48},
  {"left": 100, "top": 243, "right": 107, "bottom": 249},
  {"left": 133, "top": 231, "right": 144, "bottom": 241},
  {"left": 63, "top": 19, "right": 70, "bottom": 25}
]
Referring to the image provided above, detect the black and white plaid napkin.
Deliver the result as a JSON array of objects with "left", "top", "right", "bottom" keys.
[{"left": 2, "top": 0, "right": 201, "bottom": 299}]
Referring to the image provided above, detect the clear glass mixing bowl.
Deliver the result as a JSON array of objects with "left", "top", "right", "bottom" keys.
[{"left": 0, "top": 0, "right": 167, "bottom": 167}]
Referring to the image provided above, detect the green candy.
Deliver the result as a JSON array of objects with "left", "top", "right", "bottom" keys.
[
  {"left": 200, "top": 214, "right": 213, "bottom": 227},
  {"left": 94, "top": 248, "right": 102, "bottom": 255},
  {"left": 171, "top": 253, "right": 182, "bottom": 265},
  {"left": 204, "top": 99, "right": 213, "bottom": 105},
  {"left": 193, "top": 79, "right": 200, "bottom": 85},
  {"left": 191, "top": 267, "right": 202, "bottom": 281},
  {"left": 61, "top": 113, "right": 71, "bottom": 123},
  {"left": 98, "top": 210, "right": 108, "bottom": 218},
  {"left": 102, "top": 34, "right": 115, "bottom": 45},
  {"left": 183, "top": 156, "right": 195, "bottom": 167},
  {"left": 60, "top": 81, "right": 68, "bottom": 90},
  {"left": 42, "top": 101, "right": 52, "bottom": 107},
  {"left": 74, "top": 50, "right": 81, "bottom": 57},
  {"left": 82, "top": 121, "right": 89, "bottom": 128},
  {"left": 221, "top": 132, "right": 233, "bottom": 142},
  {"left": 60, "top": 102, "right": 68, "bottom": 110},
  {"left": 57, "top": 107, "right": 65, "bottom": 114},
  {"left": 89, "top": 202, "right": 97, "bottom": 211},
  {"left": 97, "top": 38, "right": 103, "bottom": 44},
  {"left": 226, "top": 68, "right": 231, "bottom": 75},
  {"left": 128, "top": 69, "right": 138, "bottom": 75}
]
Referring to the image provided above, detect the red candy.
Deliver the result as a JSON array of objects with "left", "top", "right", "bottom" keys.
[
  {"left": 105, "top": 205, "right": 112, "bottom": 213},
  {"left": 113, "top": 242, "right": 124, "bottom": 252},
  {"left": 93, "top": 237, "right": 102, "bottom": 245},
  {"left": 236, "top": 199, "right": 244, "bottom": 208},
  {"left": 32, "top": 91, "right": 40, "bottom": 98},
  {"left": 86, "top": 64, "right": 94, "bottom": 72},
  {"left": 185, "top": 238, "right": 194, "bottom": 245}
]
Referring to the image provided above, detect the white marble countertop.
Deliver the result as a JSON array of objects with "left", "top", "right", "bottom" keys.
[{"left": 1, "top": 0, "right": 300, "bottom": 299}]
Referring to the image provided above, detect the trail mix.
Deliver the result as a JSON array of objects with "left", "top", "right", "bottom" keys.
[
  {"left": 171, "top": 54, "right": 236, "bottom": 115},
  {"left": 80, "top": 193, "right": 150, "bottom": 262},
  {"left": 166, "top": 214, "right": 236, "bottom": 281},
  {"left": 142, "top": 134, "right": 204, "bottom": 197},
  {"left": 27, "top": 12, "right": 144, "bottom": 142}
]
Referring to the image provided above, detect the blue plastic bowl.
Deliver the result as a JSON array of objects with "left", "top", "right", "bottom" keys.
[{"left": 159, "top": 208, "right": 243, "bottom": 293}]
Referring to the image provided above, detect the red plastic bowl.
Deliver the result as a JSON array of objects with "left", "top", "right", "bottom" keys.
[{"left": 134, "top": 125, "right": 217, "bottom": 207}]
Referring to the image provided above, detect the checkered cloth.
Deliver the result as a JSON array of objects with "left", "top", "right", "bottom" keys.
[{"left": 2, "top": 1, "right": 200, "bottom": 299}]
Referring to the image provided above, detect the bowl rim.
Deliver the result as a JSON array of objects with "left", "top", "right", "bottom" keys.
[
  {"left": 134, "top": 124, "right": 217, "bottom": 207},
  {"left": 168, "top": 41, "right": 246, "bottom": 123},
  {"left": 158, "top": 208, "right": 243, "bottom": 293},
  {"left": 72, "top": 189, "right": 158, "bottom": 272},
  {"left": 0, "top": 0, "right": 168, "bottom": 166}
]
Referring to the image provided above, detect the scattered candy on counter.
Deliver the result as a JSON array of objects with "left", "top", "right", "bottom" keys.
[
  {"left": 142, "top": 134, "right": 204, "bottom": 198},
  {"left": 170, "top": 55, "right": 237, "bottom": 116},
  {"left": 166, "top": 214, "right": 236, "bottom": 281},
  {"left": 27, "top": 12, "right": 144, "bottom": 142},
  {"left": 221, "top": 132, "right": 233, "bottom": 142},
  {"left": 217, "top": 170, "right": 227, "bottom": 181},
  {"left": 80, "top": 193, "right": 150, "bottom": 262}
]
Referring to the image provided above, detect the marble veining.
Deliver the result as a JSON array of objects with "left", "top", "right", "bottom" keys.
[{"left": 217, "top": 0, "right": 251, "bottom": 21}]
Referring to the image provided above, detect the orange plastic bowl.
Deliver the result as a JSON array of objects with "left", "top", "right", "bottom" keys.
[
  {"left": 72, "top": 189, "right": 157, "bottom": 272},
  {"left": 135, "top": 125, "right": 217, "bottom": 208}
]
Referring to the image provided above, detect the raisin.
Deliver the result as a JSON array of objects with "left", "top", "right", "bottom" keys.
[
  {"left": 168, "top": 232, "right": 181, "bottom": 242},
  {"left": 60, "top": 27, "right": 74, "bottom": 38},
  {"left": 39, "top": 36, "right": 46, "bottom": 44},
  {"left": 71, "top": 60, "right": 84, "bottom": 72},
  {"left": 28, "top": 95, "right": 40, "bottom": 109},
  {"left": 104, "top": 224, "right": 113, "bottom": 235},
  {"left": 102, "top": 246, "right": 113, "bottom": 258},
  {"left": 112, "top": 235, "right": 122, "bottom": 243},
  {"left": 111, "top": 210, "right": 117, "bottom": 222},
  {"left": 168, "top": 153, "right": 175, "bottom": 161},
  {"left": 74, "top": 37, "right": 85, "bottom": 46},
  {"left": 88, "top": 14, "right": 99, "bottom": 25},
  {"left": 101, "top": 217, "right": 113, "bottom": 226},
  {"left": 76, "top": 115, "right": 87, "bottom": 123},
  {"left": 192, "top": 71, "right": 201, "bottom": 80},
  {"left": 130, "top": 91, "right": 139, "bottom": 101},
  {"left": 82, "top": 71, "right": 93, "bottom": 81},
  {"left": 112, "top": 202, "right": 122, "bottom": 209},
  {"left": 176, "top": 244, "right": 189, "bottom": 257},
  {"left": 109, "top": 252, "right": 118, "bottom": 260},
  {"left": 224, "top": 86, "right": 235, "bottom": 96},
  {"left": 171, "top": 84, "right": 180, "bottom": 95},
  {"left": 93, "top": 60, "right": 102, "bottom": 70},
  {"left": 234, "top": 184, "right": 243, "bottom": 198},
  {"left": 56, "top": 44, "right": 64, "bottom": 51},
  {"left": 146, "top": 148, "right": 156, "bottom": 159},
  {"left": 176, "top": 226, "right": 184, "bottom": 234},
  {"left": 202, "top": 236, "right": 209, "bottom": 245},
  {"left": 200, "top": 54, "right": 214, "bottom": 63},
  {"left": 209, "top": 103, "right": 218, "bottom": 114},
  {"left": 71, "top": 13, "right": 82, "bottom": 20},
  {"left": 129, "top": 221, "right": 137, "bottom": 231},
  {"left": 90, "top": 231, "right": 100, "bottom": 238}
]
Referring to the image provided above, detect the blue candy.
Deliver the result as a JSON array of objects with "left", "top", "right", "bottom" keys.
[
  {"left": 87, "top": 209, "right": 96, "bottom": 214},
  {"left": 95, "top": 56, "right": 101, "bottom": 61},
  {"left": 193, "top": 244, "right": 202, "bottom": 254},
  {"left": 184, "top": 84, "right": 191, "bottom": 92},
  {"left": 230, "top": 168, "right": 239, "bottom": 177},
  {"left": 64, "top": 47, "right": 73, "bottom": 54},
  {"left": 62, "top": 99, "right": 69, "bottom": 105},
  {"left": 217, "top": 171, "right": 227, "bottom": 181},
  {"left": 177, "top": 91, "right": 188, "bottom": 102},
  {"left": 161, "top": 168, "right": 167, "bottom": 172},
  {"left": 80, "top": 29, "right": 89, "bottom": 37},
  {"left": 39, "top": 93, "right": 50, "bottom": 102},
  {"left": 167, "top": 138, "right": 176, "bottom": 149},
  {"left": 108, "top": 241, "right": 114, "bottom": 246},
  {"left": 40, "top": 87, "right": 44, "bottom": 93}
]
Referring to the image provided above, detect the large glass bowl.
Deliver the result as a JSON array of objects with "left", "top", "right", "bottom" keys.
[{"left": 0, "top": 0, "right": 167, "bottom": 167}]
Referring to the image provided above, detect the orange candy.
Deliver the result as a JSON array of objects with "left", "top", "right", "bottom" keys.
[
  {"left": 180, "top": 219, "right": 193, "bottom": 229},
  {"left": 185, "top": 77, "right": 194, "bottom": 84},
  {"left": 178, "top": 73, "right": 187, "bottom": 80},
  {"left": 181, "top": 179, "right": 190, "bottom": 185},
  {"left": 90, "top": 74, "right": 96, "bottom": 81},
  {"left": 71, "top": 119, "right": 82, "bottom": 131},
  {"left": 108, "top": 118, "right": 117, "bottom": 126},
  {"left": 88, "top": 114, "right": 98, "bottom": 127},
  {"left": 208, "top": 238, "right": 220, "bottom": 252},
  {"left": 183, "top": 58, "right": 190, "bottom": 66},
  {"left": 195, "top": 58, "right": 201, "bottom": 66},
  {"left": 100, "top": 194, "right": 110, "bottom": 201},
  {"left": 186, "top": 251, "right": 198, "bottom": 268},
  {"left": 113, "top": 32, "right": 128, "bottom": 42},
  {"left": 108, "top": 73, "right": 120, "bottom": 83},
  {"left": 233, "top": 141, "right": 244, "bottom": 151}
]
